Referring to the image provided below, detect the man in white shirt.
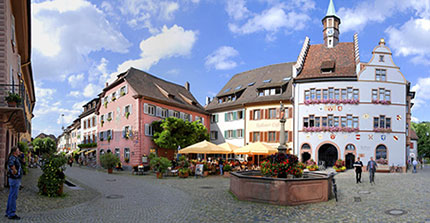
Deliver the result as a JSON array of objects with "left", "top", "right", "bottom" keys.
[{"left": 412, "top": 158, "right": 418, "bottom": 173}]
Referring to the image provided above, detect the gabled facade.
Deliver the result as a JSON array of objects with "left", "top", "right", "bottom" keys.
[
  {"left": 79, "top": 98, "right": 99, "bottom": 147},
  {"left": 206, "top": 63, "right": 295, "bottom": 150},
  {"left": 96, "top": 67, "right": 209, "bottom": 166},
  {"left": 0, "top": 0, "right": 35, "bottom": 188},
  {"left": 293, "top": 0, "right": 413, "bottom": 171}
]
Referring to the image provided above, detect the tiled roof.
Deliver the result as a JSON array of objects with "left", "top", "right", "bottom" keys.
[
  {"left": 124, "top": 68, "right": 207, "bottom": 114},
  {"left": 410, "top": 129, "right": 419, "bottom": 140},
  {"left": 206, "top": 62, "right": 295, "bottom": 111},
  {"left": 296, "top": 42, "right": 357, "bottom": 80}
]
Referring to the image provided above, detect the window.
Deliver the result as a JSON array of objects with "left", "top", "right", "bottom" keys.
[
  {"left": 353, "top": 117, "right": 359, "bottom": 128},
  {"left": 210, "top": 131, "right": 218, "bottom": 140},
  {"left": 268, "top": 132, "right": 276, "bottom": 142},
  {"left": 115, "top": 148, "right": 120, "bottom": 158},
  {"left": 347, "top": 88, "right": 353, "bottom": 100},
  {"left": 376, "top": 69, "right": 386, "bottom": 81},
  {"left": 125, "top": 105, "right": 130, "bottom": 115},
  {"left": 386, "top": 118, "right": 391, "bottom": 129},
  {"left": 124, "top": 148, "right": 130, "bottom": 160},
  {"left": 328, "top": 115, "right": 334, "bottom": 127},
  {"left": 309, "top": 115, "right": 315, "bottom": 127},
  {"left": 161, "top": 108, "right": 168, "bottom": 118},
  {"left": 347, "top": 115, "right": 353, "bottom": 128},
  {"left": 112, "top": 92, "right": 116, "bottom": 100},
  {"left": 269, "top": 108, "right": 277, "bottom": 119},
  {"left": 385, "top": 90, "right": 391, "bottom": 101},
  {"left": 380, "top": 115, "right": 385, "bottom": 128},
  {"left": 323, "top": 89, "right": 328, "bottom": 100},
  {"left": 341, "top": 89, "right": 347, "bottom": 100},
  {"left": 329, "top": 88, "right": 334, "bottom": 99},
  {"left": 315, "top": 117, "right": 321, "bottom": 127},
  {"left": 104, "top": 96, "right": 108, "bottom": 103},
  {"left": 303, "top": 117, "right": 309, "bottom": 128},
  {"left": 237, "top": 110, "right": 244, "bottom": 119},
  {"left": 305, "top": 90, "right": 310, "bottom": 100},
  {"left": 237, "top": 129, "right": 243, "bottom": 138},
  {"left": 120, "top": 86, "right": 126, "bottom": 96},
  {"left": 379, "top": 89, "right": 385, "bottom": 101},
  {"left": 211, "top": 114, "right": 218, "bottom": 123},
  {"left": 148, "top": 105, "right": 155, "bottom": 116},
  {"left": 224, "top": 88, "right": 231, "bottom": 93},
  {"left": 376, "top": 145, "right": 387, "bottom": 160},
  {"left": 184, "top": 113, "right": 191, "bottom": 122},
  {"left": 107, "top": 112, "right": 112, "bottom": 121},
  {"left": 258, "top": 88, "right": 281, "bottom": 96},
  {"left": 379, "top": 55, "right": 384, "bottom": 62},
  {"left": 310, "top": 89, "right": 316, "bottom": 100},
  {"left": 372, "top": 89, "right": 378, "bottom": 101},
  {"left": 346, "top": 144, "right": 355, "bottom": 151},
  {"left": 253, "top": 110, "right": 261, "bottom": 120},
  {"left": 253, "top": 132, "right": 260, "bottom": 142},
  {"left": 93, "top": 117, "right": 96, "bottom": 127},
  {"left": 322, "top": 117, "right": 328, "bottom": 127},
  {"left": 173, "top": 111, "right": 180, "bottom": 118},
  {"left": 145, "top": 124, "right": 153, "bottom": 136},
  {"left": 341, "top": 117, "right": 347, "bottom": 127},
  {"left": 302, "top": 144, "right": 311, "bottom": 150},
  {"left": 123, "top": 126, "right": 130, "bottom": 138},
  {"left": 316, "top": 90, "right": 321, "bottom": 100},
  {"left": 334, "top": 89, "right": 340, "bottom": 100},
  {"left": 334, "top": 117, "right": 339, "bottom": 127},
  {"left": 100, "top": 131, "right": 104, "bottom": 141},
  {"left": 374, "top": 117, "right": 379, "bottom": 129},
  {"left": 353, "top": 89, "right": 359, "bottom": 100},
  {"left": 248, "top": 82, "right": 255, "bottom": 86},
  {"left": 100, "top": 149, "right": 105, "bottom": 156},
  {"left": 263, "top": 79, "right": 271, "bottom": 83}
]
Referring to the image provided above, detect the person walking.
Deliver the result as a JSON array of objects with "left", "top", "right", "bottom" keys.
[
  {"left": 367, "top": 157, "right": 377, "bottom": 185},
  {"left": 354, "top": 157, "right": 364, "bottom": 183},
  {"left": 412, "top": 158, "right": 418, "bottom": 173},
  {"left": 5, "top": 147, "right": 22, "bottom": 220},
  {"left": 219, "top": 158, "right": 224, "bottom": 176}
]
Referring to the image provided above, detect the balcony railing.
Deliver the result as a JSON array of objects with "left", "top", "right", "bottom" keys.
[{"left": 0, "top": 83, "right": 29, "bottom": 132}]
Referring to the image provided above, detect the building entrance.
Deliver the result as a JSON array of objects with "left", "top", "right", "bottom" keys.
[
  {"left": 318, "top": 143, "right": 338, "bottom": 168},
  {"left": 345, "top": 153, "right": 355, "bottom": 169},
  {"left": 301, "top": 152, "right": 311, "bottom": 163}
]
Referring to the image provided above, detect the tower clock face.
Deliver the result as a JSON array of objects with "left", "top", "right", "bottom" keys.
[{"left": 327, "top": 28, "right": 334, "bottom": 36}]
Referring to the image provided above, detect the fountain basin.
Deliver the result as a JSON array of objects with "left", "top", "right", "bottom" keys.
[{"left": 230, "top": 171, "right": 333, "bottom": 206}]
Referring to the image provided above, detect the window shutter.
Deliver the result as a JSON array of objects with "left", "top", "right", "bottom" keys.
[
  {"left": 276, "top": 108, "right": 280, "bottom": 119},
  {"left": 215, "top": 114, "right": 218, "bottom": 122},
  {"left": 156, "top": 106, "right": 161, "bottom": 117},
  {"left": 276, "top": 131, "right": 280, "bottom": 143},
  {"left": 122, "top": 128, "right": 126, "bottom": 138},
  {"left": 225, "top": 113, "right": 228, "bottom": 121},
  {"left": 144, "top": 103, "right": 148, "bottom": 114},
  {"left": 233, "top": 130, "right": 237, "bottom": 138},
  {"left": 233, "top": 112, "right": 237, "bottom": 120},
  {"left": 249, "top": 110, "right": 253, "bottom": 120},
  {"left": 201, "top": 117, "right": 205, "bottom": 124},
  {"left": 180, "top": 112, "right": 184, "bottom": 120},
  {"left": 111, "top": 129, "right": 114, "bottom": 139},
  {"left": 129, "top": 126, "right": 133, "bottom": 138},
  {"left": 130, "top": 104, "right": 133, "bottom": 114},
  {"left": 145, "top": 124, "right": 149, "bottom": 136},
  {"left": 224, "top": 130, "right": 228, "bottom": 139},
  {"left": 288, "top": 108, "right": 293, "bottom": 119},
  {"left": 249, "top": 132, "right": 253, "bottom": 142},
  {"left": 260, "top": 109, "right": 264, "bottom": 120},
  {"left": 264, "top": 132, "right": 268, "bottom": 142},
  {"left": 288, "top": 131, "right": 293, "bottom": 142},
  {"left": 125, "top": 85, "right": 128, "bottom": 94},
  {"left": 168, "top": 110, "right": 172, "bottom": 117}
]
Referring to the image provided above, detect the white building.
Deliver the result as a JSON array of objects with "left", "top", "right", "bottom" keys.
[
  {"left": 79, "top": 98, "right": 99, "bottom": 146},
  {"left": 292, "top": 0, "right": 414, "bottom": 171}
]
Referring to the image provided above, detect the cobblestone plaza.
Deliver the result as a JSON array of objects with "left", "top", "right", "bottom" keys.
[{"left": 1, "top": 166, "right": 429, "bottom": 222}]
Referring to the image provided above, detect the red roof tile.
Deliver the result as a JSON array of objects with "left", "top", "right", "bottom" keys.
[{"left": 296, "top": 42, "right": 357, "bottom": 80}]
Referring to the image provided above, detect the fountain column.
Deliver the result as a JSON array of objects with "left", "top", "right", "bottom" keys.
[{"left": 278, "top": 102, "right": 287, "bottom": 154}]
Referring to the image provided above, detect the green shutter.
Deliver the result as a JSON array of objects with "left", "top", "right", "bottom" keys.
[
  {"left": 224, "top": 130, "right": 228, "bottom": 139},
  {"left": 225, "top": 113, "right": 228, "bottom": 121},
  {"left": 216, "top": 114, "right": 219, "bottom": 123},
  {"left": 233, "top": 130, "right": 237, "bottom": 138},
  {"left": 233, "top": 112, "right": 237, "bottom": 120}
]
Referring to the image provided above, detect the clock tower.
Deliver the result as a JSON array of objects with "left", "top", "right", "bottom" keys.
[{"left": 322, "top": 0, "right": 340, "bottom": 48}]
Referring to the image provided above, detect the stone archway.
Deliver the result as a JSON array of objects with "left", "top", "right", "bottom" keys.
[{"left": 318, "top": 143, "right": 338, "bottom": 168}]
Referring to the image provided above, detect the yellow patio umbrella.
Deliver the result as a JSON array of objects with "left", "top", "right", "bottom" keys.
[
  {"left": 233, "top": 142, "right": 278, "bottom": 165},
  {"left": 178, "top": 140, "right": 232, "bottom": 159},
  {"left": 218, "top": 142, "right": 240, "bottom": 160}
]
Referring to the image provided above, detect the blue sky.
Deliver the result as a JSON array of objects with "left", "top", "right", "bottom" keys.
[{"left": 31, "top": 0, "right": 430, "bottom": 137}]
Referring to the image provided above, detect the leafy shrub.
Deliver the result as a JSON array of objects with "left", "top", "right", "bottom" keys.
[
  {"left": 100, "top": 153, "right": 120, "bottom": 169},
  {"left": 149, "top": 155, "right": 171, "bottom": 173},
  {"left": 259, "top": 153, "right": 303, "bottom": 178},
  {"left": 37, "top": 155, "right": 67, "bottom": 197},
  {"left": 223, "top": 164, "right": 232, "bottom": 172},
  {"left": 5, "top": 92, "right": 21, "bottom": 104}
]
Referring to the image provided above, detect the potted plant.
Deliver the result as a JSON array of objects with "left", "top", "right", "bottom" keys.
[
  {"left": 101, "top": 120, "right": 104, "bottom": 127},
  {"left": 333, "top": 159, "right": 346, "bottom": 172},
  {"left": 5, "top": 92, "right": 21, "bottom": 107},
  {"left": 104, "top": 101, "right": 108, "bottom": 108},
  {"left": 100, "top": 153, "right": 120, "bottom": 174},
  {"left": 149, "top": 155, "right": 172, "bottom": 179},
  {"left": 178, "top": 167, "right": 190, "bottom": 178},
  {"left": 37, "top": 154, "right": 67, "bottom": 197},
  {"left": 112, "top": 96, "right": 116, "bottom": 101},
  {"left": 125, "top": 112, "right": 130, "bottom": 119},
  {"left": 125, "top": 157, "right": 130, "bottom": 163},
  {"left": 107, "top": 117, "right": 112, "bottom": 122},
  {"left": 107, "top": 135, "right": 111, "bottom": 142},
  {"left": 120, "top": 91, "right": 126, "bottom": 96},
  {"left": 223, "top": 164, "right": 232, "bottom": 177},
  {"left": 203, "top": 163, "right": 209, "bottom": 177}
]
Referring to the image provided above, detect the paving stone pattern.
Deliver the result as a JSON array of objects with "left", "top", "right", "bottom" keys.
[{"left": 1, "top": 165, "right": 429, "bottom": 222}]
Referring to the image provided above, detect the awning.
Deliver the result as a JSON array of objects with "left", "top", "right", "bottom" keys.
[
  {"left": 179, "top": 140, "right": 232, "bottom": 154},
  {"left": 233, "top": 142, "right": 278, "bottom": 155}
]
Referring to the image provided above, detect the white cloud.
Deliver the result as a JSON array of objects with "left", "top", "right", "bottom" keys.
[
  {"left": 227, "top": 1, "right": 314, "bottom": 40},
  {"left": 72, "top": 101, "right": 88, "bottom": 110},
  {"left": 411, "top": 76, "right": 430, "bottom": 111},
  {"left": 67, "top": 73, "right": 85, "bottom": 88},
  {"left": 159, "top": 1, "right": 179, "bottom": 20},
  {"left": 205, "top": 46, "right": 239, "bottom": 70},
  {"left": 386, "top": 18, "right": 430, "bottom": 65},
  {"left": 411, "top": 116, "right": 419, "bottom": 123},
  {"left": 116, "top": 25, "right": 197, "bottom": 73},
  {"left": 83, "top": 83, "right": 102, "bottom": 98},
  {"left": 68, "top": 91, "right": 81, "bottom": 97},
  {"left": 32, "top": 0, "right": 131, "bottom": 80}
]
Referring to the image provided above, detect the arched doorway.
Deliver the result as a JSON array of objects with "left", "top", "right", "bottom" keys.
[
  {"left": 345, "top": 153, "right": 355, "bottom": 169},
  {"left": 375, "top": 144, "right": 388, "bottom": 164},
  {"left": 318, "top": 143, "right": 338, "bottom": 168},
  {"left": 301, "top": 152, "right": 311, "bottom": 163}
]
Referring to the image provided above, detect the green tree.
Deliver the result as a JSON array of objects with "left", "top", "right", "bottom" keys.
[
  {"left": 152, "top": 117, "right": 209, "bottom": 150},
  {"left": 411, "top": 122, "right": 430, "bottom": 158},
  {"left": 32, "top": 138, "right": 57, "bottom": 156}
]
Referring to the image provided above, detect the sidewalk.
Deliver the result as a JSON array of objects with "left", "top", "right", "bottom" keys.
[{"left": 0, "top": 167, "right": 99, "bottom": 214}]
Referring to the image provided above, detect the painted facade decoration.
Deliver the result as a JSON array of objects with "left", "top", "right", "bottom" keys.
[{"left": 293, "top": 1, "right": 414, "bottom": 171}]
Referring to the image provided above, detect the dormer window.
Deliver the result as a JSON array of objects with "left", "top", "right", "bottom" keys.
[
  {"left": 321, "top": 60, "right": 335, "bottom": 73},
  {"left": 257, "top": 87, "right": 281, "bottom": 96},
  {"left": 224, "top": 88, "right": 231, "bottom": 93},
  {"left": 235, "top": 85, "right": 242, "bottom": 90},
  {"left": 248, "top": 82, "right": 255, "bottom": 86},
  {"left": 263, "top": 79, "right": 271, "bottom": 83},
  {"left": 379, "top": 55, "right": 385, "bottom": 62}
]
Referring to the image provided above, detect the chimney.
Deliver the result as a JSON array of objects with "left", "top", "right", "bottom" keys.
[
  {"left": 185, "top": 82, "right": 190, "bottom": 91},
  {"left": 205, "top": 96, "right": 211, "bottom": 105},
  {"left": 105, "top": 82, "right": 109, "bottom": 88}
]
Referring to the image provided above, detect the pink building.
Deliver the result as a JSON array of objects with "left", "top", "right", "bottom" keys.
[{"left": 96, "top": 67, "right": 209, "bottom": 167}]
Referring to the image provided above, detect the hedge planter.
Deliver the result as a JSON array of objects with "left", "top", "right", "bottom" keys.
[
  {"left": 156, "top": 172, "right": 163, "bottom": 179},
  {"left": 179, "top": 171, "right": 189, "bottom": 178}
]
